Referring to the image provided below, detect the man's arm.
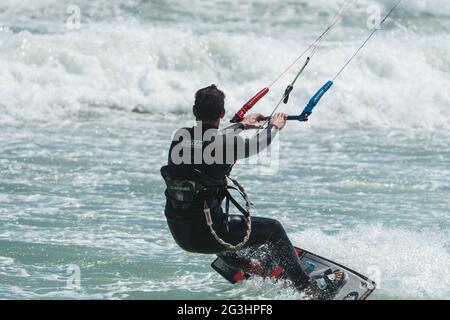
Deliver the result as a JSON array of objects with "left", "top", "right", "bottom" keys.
[
  {"left": 221, "top": 113, "right": 287, "bottom": 162},
  {"left": 232, "top": 124, "right": 279, "bottom": 160}
]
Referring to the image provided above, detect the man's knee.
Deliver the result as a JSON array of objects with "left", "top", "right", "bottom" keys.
[{"left": 265, "top": 218, "right": 286, "bottom": 238}]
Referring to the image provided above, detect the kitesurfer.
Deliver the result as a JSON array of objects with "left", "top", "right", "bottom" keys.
[{"left": 161, "top": 85, "right": 344, "bottom": 296}]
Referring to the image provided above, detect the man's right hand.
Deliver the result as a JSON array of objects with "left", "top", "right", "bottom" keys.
[{"left": 269, "top": 113, "right": 288, "bottom": 130}]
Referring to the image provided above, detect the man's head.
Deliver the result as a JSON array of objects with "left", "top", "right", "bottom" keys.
[{"left": 193, "top": 84, "right": 226, "bottom": 123}]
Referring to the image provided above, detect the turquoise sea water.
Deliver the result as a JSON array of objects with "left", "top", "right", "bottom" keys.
[{"left": 0, "top": 0, "right": 449, "bottom": 299}]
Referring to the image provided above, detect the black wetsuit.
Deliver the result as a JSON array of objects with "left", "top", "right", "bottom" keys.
[{"left": 164, "top": 122, "right": 310, "bottom": 290}]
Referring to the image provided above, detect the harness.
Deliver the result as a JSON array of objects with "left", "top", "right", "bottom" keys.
[{"left": 161, "top": 165, "right": 252, "bottom": 250}]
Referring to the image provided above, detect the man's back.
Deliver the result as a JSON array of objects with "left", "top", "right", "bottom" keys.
[{"left": 167, "top": 123, "right": 234, "bottom": 180}]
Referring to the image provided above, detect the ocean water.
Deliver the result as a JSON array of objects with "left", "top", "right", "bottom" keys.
[{"left": 0, "top": 0, "right": 449, "bottom": 300}]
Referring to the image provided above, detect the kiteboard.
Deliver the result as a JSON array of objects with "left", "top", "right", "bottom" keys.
[{"left": 211, "top": 247, "right": 376, "bottom": 300}]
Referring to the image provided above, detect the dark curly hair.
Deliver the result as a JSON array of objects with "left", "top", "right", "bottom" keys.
[{"left": 193, "top": 84, "right": 225, "bottom": 121}]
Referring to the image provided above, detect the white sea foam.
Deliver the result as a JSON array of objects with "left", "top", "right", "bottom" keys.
[
  {"left": 1, "top": 20, "right": 449, "bottom": 131},
  {"left": 0, "top": 0, "right": 449, "bottom": 130},
  {"left": 292, "top": 225, "right": 450, "bottom": 299}
]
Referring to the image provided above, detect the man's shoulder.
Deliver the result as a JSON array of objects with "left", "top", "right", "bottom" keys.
[{"left": 171, "top": 126, "right": 194, "bottom": 140}]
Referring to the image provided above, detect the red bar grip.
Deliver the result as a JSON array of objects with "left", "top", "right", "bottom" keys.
[{"left": 231, "top": 87, "right": 270, "bottom": 123}]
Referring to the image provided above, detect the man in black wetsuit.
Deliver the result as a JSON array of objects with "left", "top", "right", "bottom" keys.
[{"left": 162, "top": 84, "right": 343, "bottom": 294}]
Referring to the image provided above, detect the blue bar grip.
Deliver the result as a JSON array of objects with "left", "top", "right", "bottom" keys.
[
  {"left": 286, "top": 115, "right": 301, "bottom": 121},
  {"left": 262, "top": 81, "right": 333, "bottom": 122},
  {"left": 298, "top": 80, "right": 333, "bottom": 121},
  {"left": 305, "top": 80, "right": 333, "bottom": 113},
  {"left": 263, "top": 115, "right": 301, "bottom": 121}
]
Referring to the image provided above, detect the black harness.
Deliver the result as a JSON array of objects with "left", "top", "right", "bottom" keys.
[{"left": 161, "top": 165, "right": 252, "bottom": 250}]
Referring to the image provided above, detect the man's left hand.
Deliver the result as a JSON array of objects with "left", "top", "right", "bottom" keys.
[{"left": 241, "top": 113, "right": 264, "bottom": 130}]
